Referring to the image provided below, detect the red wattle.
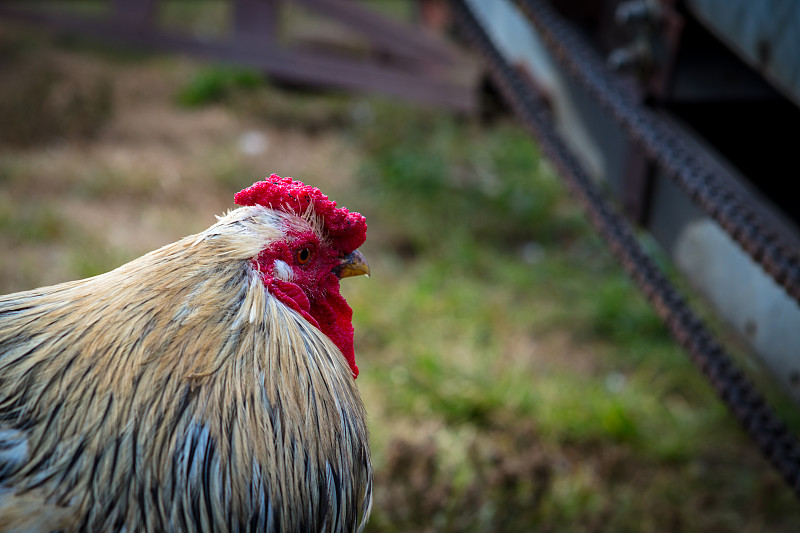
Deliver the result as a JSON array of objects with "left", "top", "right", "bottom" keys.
[
  {"left": 268, "top": 279, "right": 319, "bottom": 329},
  {"left": 309, "top": 277, "right": 359, "bottom": 378},
  {"left": 241, "top": 176, "right": 366, "bottom": 379},
  {"left": 263, "top": 274, "right": 358, "bottom": 378}
]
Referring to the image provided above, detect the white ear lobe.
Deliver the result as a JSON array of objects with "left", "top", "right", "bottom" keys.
[{"left": 272, "top": 260, "right": 294, "bottom": 282}]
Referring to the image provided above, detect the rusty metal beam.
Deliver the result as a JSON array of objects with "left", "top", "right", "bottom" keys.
[{"left": 621, "top": 145, "right": 653, "bottom": 226}]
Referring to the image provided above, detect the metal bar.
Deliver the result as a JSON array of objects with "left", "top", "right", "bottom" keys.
[
  {"left": 452, "top": 0, "right": 800, "bottom": 499},
  {"left": 510, "top": 0, "right": 800, "bottom": 305},
  {"left": 621, "top": 146, "right": 653, "bottom": 225}
]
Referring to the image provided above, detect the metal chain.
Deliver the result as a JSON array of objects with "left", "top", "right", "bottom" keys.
[
  {"left": 511, "top": 0, "right": 800, "bottom": 304},
  {"left": 450, "top": 0, "right": 800, "bottom": 498}
]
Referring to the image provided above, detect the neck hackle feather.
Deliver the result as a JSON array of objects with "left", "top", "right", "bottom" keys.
[{"left": 0, "top": 176, "right": 373, "bottom": 532}]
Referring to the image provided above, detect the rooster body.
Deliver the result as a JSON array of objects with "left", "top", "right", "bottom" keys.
[{"left": 0, "top": 176, "right": 372, "bottom": 531}]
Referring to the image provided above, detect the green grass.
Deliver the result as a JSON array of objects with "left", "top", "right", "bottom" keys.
[
  {"left": 343, "top": 102, "right": 800, "bottom": 531},
  {"left": 159, "top": 0, "right": 231, "bottom": 39},
  {"left": 1, "top": 24, "right": 799, "bottom": 532},
  {"left": 0, "top": 200, "right": 66, "bottom": 244},
  {"left": 177, "top": 66, "right": 265, "bottom": 107}
]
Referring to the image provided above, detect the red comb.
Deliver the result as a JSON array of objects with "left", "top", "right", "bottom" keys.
[{"left": 235, "top": 174, "right": 367, "bottom": 254}]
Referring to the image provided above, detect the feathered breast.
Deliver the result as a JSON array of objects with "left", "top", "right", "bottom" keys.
[{"left": 0, "top": 206, "right": 372, "bottom": 532}]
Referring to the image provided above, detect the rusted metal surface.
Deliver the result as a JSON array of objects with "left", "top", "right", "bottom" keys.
[
  {"left": 509, "top": 0, "right": 800, "bottom": 305},
  {"left": 451, "top": 0, "right": 800, "bottom": 498},
  {"left": 620, "top": 144, "right": 653, "bottom": 225},
  {"left": 468, "top": 0, "right": 800, "bottom": 406},
  {"left": 0, "top": 0, "right": 479, "bottom": 111},
  {"left": 513, "top": 2, "right": 800, "bottom": 402},
  {"left": 685, "top": 0, "right": 800, "bottom": 109}
]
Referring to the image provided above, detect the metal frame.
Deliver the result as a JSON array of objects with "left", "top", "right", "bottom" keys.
[{"left": 453, "top": 0, "right": 800, "bottom": 499}]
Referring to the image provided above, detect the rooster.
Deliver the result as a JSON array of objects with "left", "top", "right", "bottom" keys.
[{"left": 0, "top": 175, "right": 372, "bottom": 532}]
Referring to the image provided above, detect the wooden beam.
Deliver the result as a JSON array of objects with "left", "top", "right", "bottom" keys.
[
  {"left": 110, "top": 0, "right": 157, "bottom": 27},
  {"left": 233, "top": 0, "right": 280, "bottom": 42},
  {"left": 0, "top": 4, "right": 477, "bottom": 111}
]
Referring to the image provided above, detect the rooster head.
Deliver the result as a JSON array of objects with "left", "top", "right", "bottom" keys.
[{"left": 235, "top": 174, "right": 368, "bottom": 377}]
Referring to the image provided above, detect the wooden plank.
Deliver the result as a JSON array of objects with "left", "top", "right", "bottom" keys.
[
  {"left": 295, "top": 0, "right": 458, "bottom": 65},
  {"left": 0, "top": 4, "right": 477, "bottom": 111},
  {"left": 233, "top": 0, "right": 279, "bottom": 42},
  {"left": 110, "top": 0, "right": 157, "bottom": 27}
]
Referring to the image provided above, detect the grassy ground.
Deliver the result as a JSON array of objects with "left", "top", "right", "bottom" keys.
[{"left": 1, "top": 18, "right": 799, "bottom": 532}]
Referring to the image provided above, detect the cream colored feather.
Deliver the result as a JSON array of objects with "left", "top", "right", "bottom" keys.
[{"left": 0, "top": 206, "right": 372, "bottom": 532}]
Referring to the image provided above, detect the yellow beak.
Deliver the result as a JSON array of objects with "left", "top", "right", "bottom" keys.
[{"left": 334, "top": 249, "right": 370, "bottom": 279}]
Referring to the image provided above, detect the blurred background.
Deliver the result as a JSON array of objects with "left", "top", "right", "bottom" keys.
[{"left": 1, "top": 1, "right": 799, "bottom": 531}]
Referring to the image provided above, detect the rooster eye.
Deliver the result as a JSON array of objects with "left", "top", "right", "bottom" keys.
[{"left": 295, "top": 247, "right": 312, "bottom": 265}]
